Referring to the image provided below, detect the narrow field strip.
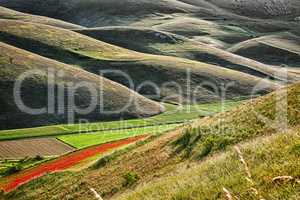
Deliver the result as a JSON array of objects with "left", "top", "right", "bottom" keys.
[
  {"left": 0, "top": 135, "right": 147, "bottom": 192},
  {"left": 0, "top": 138, "right": 75, "bottom": 159},
  {"left": 58, "top": 124, "right": 179, "bottom": 149}
]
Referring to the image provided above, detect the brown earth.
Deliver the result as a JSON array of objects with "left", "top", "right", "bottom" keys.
[{"left": 0, "top": 138, "right": 74, "bottom": 159}]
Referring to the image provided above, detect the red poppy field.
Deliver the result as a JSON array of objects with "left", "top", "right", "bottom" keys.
[{"left": 0, "top": 135, "right": 147, "bottom": 192}]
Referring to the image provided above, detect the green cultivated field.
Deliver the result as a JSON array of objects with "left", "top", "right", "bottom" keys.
[
  {"left": 58, "top": 124, "right": 179, "bottom": 149},
  {"left": 0, "top": 156, "right": 52, "bottom": 178},
  {"left": 0, "top": 101, "right": 242, "bottom": 141}
]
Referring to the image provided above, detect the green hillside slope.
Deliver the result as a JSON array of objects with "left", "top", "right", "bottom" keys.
[
  {"left": 0, "top": 42, "right": 163, "bottom": 130},
  {"left": 117, "top": 127, "right": 300, "bottom": 200},
  {"left": 0, "top": 0, "right": 200, "bottom": 27},
  {"left": 208, "top": 0, "right": 300, "bottom": 19},
  {"left": 0, "top": 6, "right": 84, "bottom": 29},
  {"left": 175, "top": 81, "right": 300, "bottom": 159},
  {"left": 76, "top": 26, "right": 300, "bottom": 80},
  {"left": 229, "top": 33, "right": 300, "bottom": 67},
  {"left": 0, "top": 20, "right": 281, "bottom": 103}
]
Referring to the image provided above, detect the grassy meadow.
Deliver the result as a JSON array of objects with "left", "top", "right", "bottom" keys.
[
  {"left": 117, "top": 128, "right": 300, "bottom": 200},
  {"left": 58, "top": 124, "right": 179, "bottom": 149},
  {"left": 0, "top": 101, "right": 242, "bottom": 141}
]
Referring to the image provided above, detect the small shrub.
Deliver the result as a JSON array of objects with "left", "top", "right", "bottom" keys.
[
  {"left": 5, "top": 164, "right": 22, "bottom": 175},
  {"left": 93, "top": 156, "right": 112, "bottom": 169},
  {"left": 0, "top": 189, "right": 4, "bottom": 197},
  {"left": 19, "top": 156, "right": 29, "bottom": 163},
  {"left": 122, "top": 172, "right": 139, "bottom": 187},
  {"left": 291, "top": 144, "right": 300, "bottom": 155},
  {"left": 198, "top": 140, "right": 214, "bottom": 159},
  {"left": 174, "top": 128, "right": 193, "bottom": 148},
  {"left": 34, "top": 155, "right": 44, "bottom": 161},
  {"left": 111, "top": 187, "right": 119, "bottom": 194}
]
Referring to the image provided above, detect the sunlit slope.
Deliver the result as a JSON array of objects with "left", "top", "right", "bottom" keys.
[
  {"left": 0, "top": 42, "right": 163, "bottom": 130},
  {"left": 0, "top": 0, "right": 200, "bottom": 27},
  {"left": 117, "top": 127, "right": 300, "bottom": 200},
  {"left": 229, "top": 33, "right": 300, "bottom": 67},
  {"left": 76, "top": 26, "right": 300, "bottom": 81},
  {"left": 207, "top": 0, "right": 300, "bottom": 19},
  {"left": 0, "top": 20, "right": 280, "bottom": 103},
  {"left": 150, "top": 17, "right": 254, "bottom": 44},
  {"left": 0, "top": 6, "right": 83, "bottom": 29},
  {"left": 175, "top": 81, "right": 300, "bottom": 159}
]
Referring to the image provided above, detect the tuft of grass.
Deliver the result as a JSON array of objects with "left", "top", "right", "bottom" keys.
[
  {"left": 122, "top": 172, "right": 140, "bottom": 187},
  {"left": 290, "top": 143, "right": 300, "bottom": 156}
]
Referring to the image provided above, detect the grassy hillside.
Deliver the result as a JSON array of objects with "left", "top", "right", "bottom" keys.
[
  {"left": 76, "top": 26, "right": 300, "bottom": 81},
  {"left": 151, "top": 17, "right": 254, "bottom": 44},
  {"left": 175, "top": 81, "right": 300, "bottom": 159},
  {"left": 0, "top": 42, "right": 163, "bottom": 130},
  {"left": 0, "top": 6, "right": 84, "bottom": 29},
  {"left": 229, "top": 33, "right": 300, "bottom": 67},
  {"left": 117, "top": 127, "right": 300, "bottom": 200},
  {"left": 0, "top": 20, "right": 281, "bottom": 103},
  {"left": 0, "top": 0, "right": 200, "bottom": 27},
  {"left": 208, "top": 0, "right": 300, "bottom": 19},
  {"left": 1, "top": 0, "right": 299, "bottom": 36},
  {"left": 4, "top": 82, "right": 300, "bottom": 200}
]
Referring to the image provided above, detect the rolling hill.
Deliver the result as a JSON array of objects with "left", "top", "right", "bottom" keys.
[
  {"left": 76, "top": 26, "right": 300, "bottom": 81},
  {"left": 0, "top": 6, "right": 84, "bottom": 29},
  {"left": 0, "top": 42, "right": 163, "bottom": 130},
  {"left": 0, "top": 19, "right": 280, "bottom": 103},
  {"left": 0, "top": 3, "right": 299, "bottom": 200},
  {"left": 0, "top": 0, "right": 200, "bottom": 27},
  {"left": 3, "top": 76, "right": 300, "bottom": 200},
  {"left": 229, "top": 32, "right": 300, "bottom": 67},
  {"left": 149, "top": 16, "right": 254, "bottom": 44},
  {"left": 207, "top": 0, "right": 300, "bottom": 19}
]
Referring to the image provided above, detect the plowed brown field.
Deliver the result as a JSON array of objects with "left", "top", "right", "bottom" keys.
[{"left": 0, "top": 138, "right": 75, "bottom": 159}]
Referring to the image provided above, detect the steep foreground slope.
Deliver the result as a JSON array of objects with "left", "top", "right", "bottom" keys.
[
  {"left": 0, "top": 6, "right": 83, "bottom": 29},
  {"left": 117, "top": 127, "right": 300, "bottom": 200},
  {"left": 0, "top": 42, "right": 163, "bottom": 130},
  {"left": 4, "top": 81, "right": 300, "bottom": 200},
  {"left": 0, "top": 20, "right": 280, "bottom": 103}
]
